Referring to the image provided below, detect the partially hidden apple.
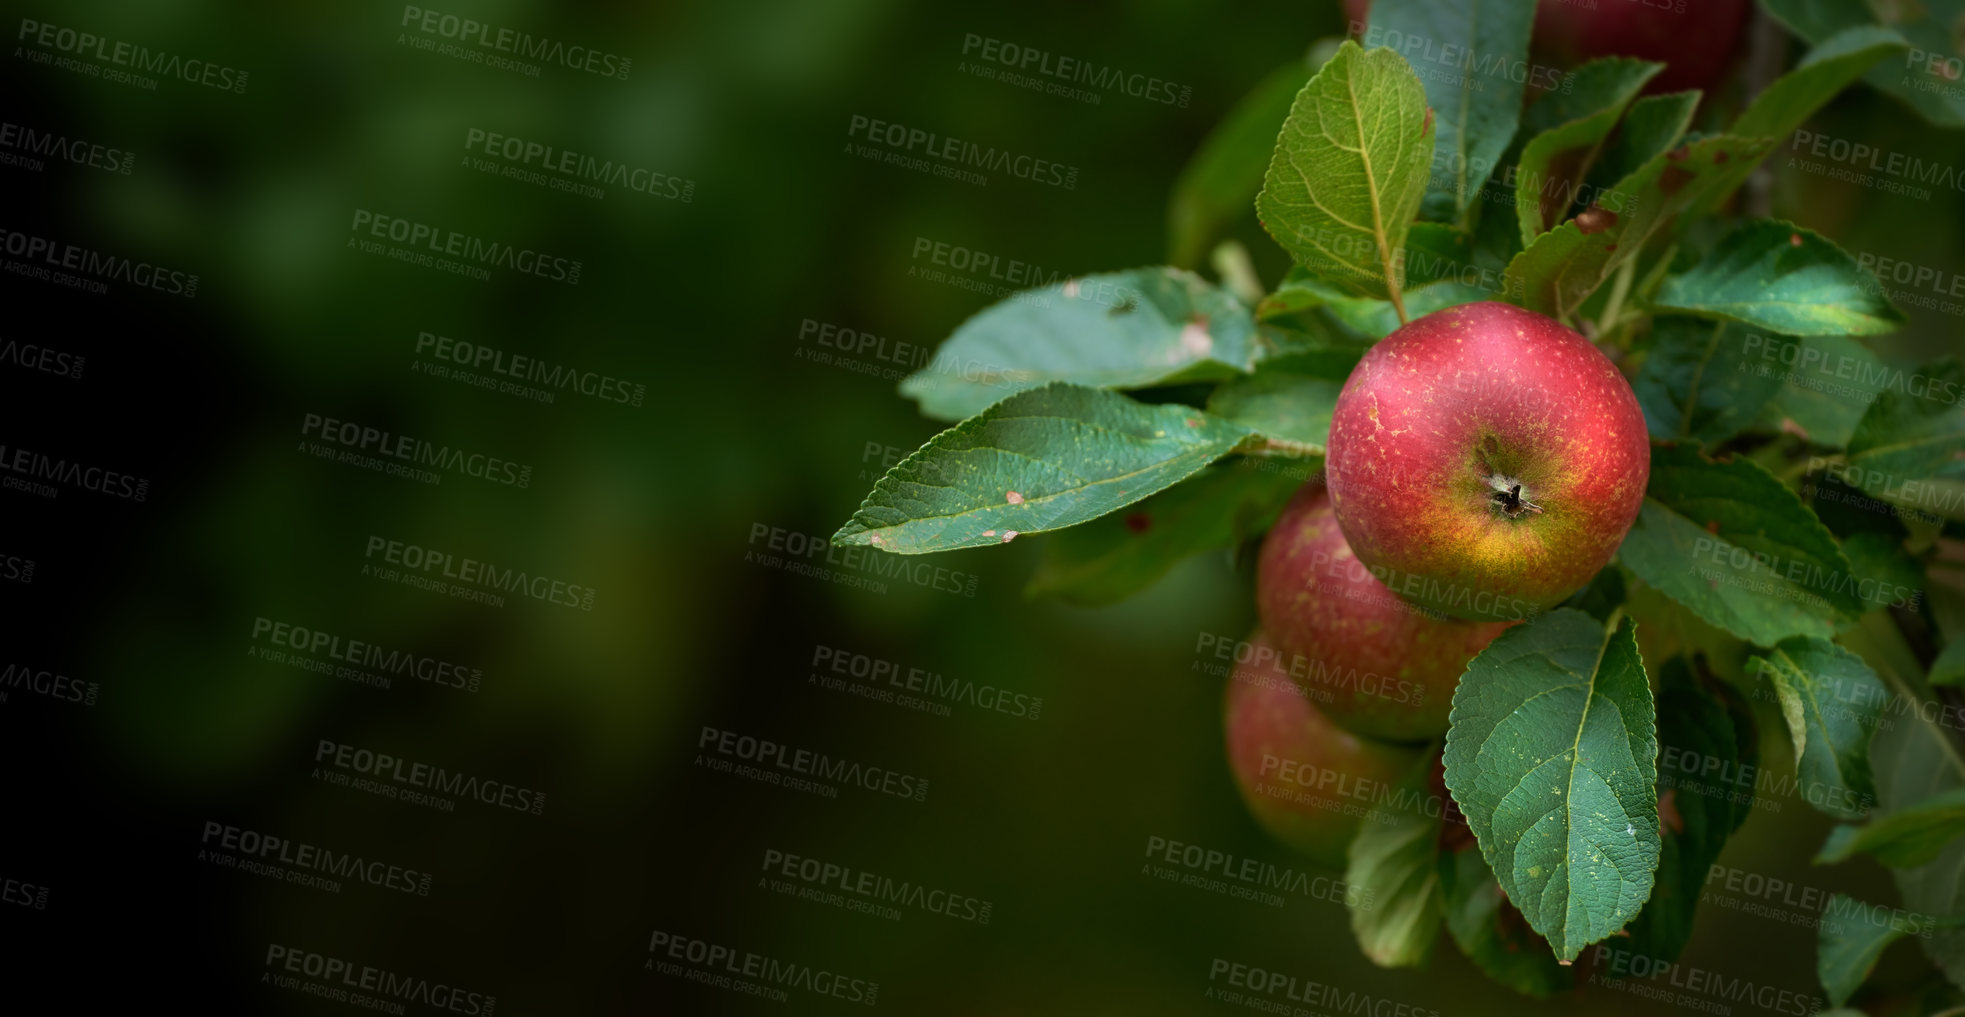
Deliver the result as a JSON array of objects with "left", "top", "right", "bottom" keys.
[
  {"left": 1341, "top": 0, "right": 1750, "bottom": 95},
  {"left": 1223, "top": 632, "right": 1423, "bottom": 869},
  {"left": 1324, "top": 301, "right": 1649, "bottom": 623},
  {"left": 1256, "top": 483, "right": 1513, "bottom": 742}
]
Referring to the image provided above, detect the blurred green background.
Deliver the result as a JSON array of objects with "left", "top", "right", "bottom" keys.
[{"left": 3, "top": 0, "right": 1962, "bottom": 1012}]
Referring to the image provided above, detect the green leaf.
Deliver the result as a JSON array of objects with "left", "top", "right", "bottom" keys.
[
  {"left": 1932, "top": 638, "right": 1965, "bottom": 688},
  {"left": 1759, "top": 4, "right": 1948, "bottom": 127},
  {"left": 1170, "top": 61, "right": 1315, "bottom": 268},
  {"left": 1619, "top": 443, "right": 1864, "bottom": 647},
  {"left": 1818, "top": 894, "right": 1919, "bottom": 1008},
  {"left": 1653, "top": 221, "right": 1906, "bottom": 336},
  {"left": 1680, "top": 24, "right": 1909, "bottom": 225},
  {"left": 1205, "top": 351, "right": 1360, "bottom": 449},
  {"left": 1754, "top": 336, "right": 1887, "bottom": 448},
  {"left": 1439, "top": 848, "right": 1571, "bottom": 997},
  {"left": 833, "top": 383, "right": 1255, "bottom": 553},
  {"left": 1513, "top": 58, "right": 1661, "bottom": 245},
  {"left": 1504, "top": 135, "right": 1776, "bottom": 322},
  {"left": 1317, "top": 280, "right": 1499, "bottom": 341},
  {"left": 899, "top": 268, "right": 1262, "bottom": 422},
  {"left": 1750, "top": 637, "right": 1887, "bottom": 821},
  {"left": 1623, "top": 658, "right": 1757, "bottom": 963},
  {"left": 1346, "top": 766, "right": 1447, "bottom": 967},
  {"left": 1846, "top": 613, "right": 1965, "bottom": 991},
  {"left": 1819, "top": 787, "right": 1965, "bottom": 867},
  {"left": 1442, "top": 609, "right": 1659, "bottom": 963},
  {"left": 1593, "top": 91, "right": 1701, "bottom": 190},
  {"left": 1845, "top": 360, "right": 1965, "bottom": 522},
  {"left": 1257, "top": 40, "right": 1434, "bottom": 302},
  {"left": 1257, "top": 266, "right": 1343, "bottom": 321},
  {"left": 1838, "top": 530, "right": 1925, "bottom": 619},
  {"left": 1633, "top": 318, "right": 1791, "bottom": 445},
  {"left": 1403, "top": 222, "right": 1478, "bottom": 288},
  {"left": 1363, "top": 0, "right": 1537, "bottom": 221},
  {"left": 1023, "top": 463, "right": 1303, "bottom": 605}
]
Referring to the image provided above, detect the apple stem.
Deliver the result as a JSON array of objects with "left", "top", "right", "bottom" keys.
[{"left": 1598, "top": 256, "right": 1639, "bottom": 339}]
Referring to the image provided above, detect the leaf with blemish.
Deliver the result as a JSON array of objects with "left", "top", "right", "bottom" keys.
[
  {"left": 1503, "top": 135, "right": 1774, "bottom": 321},
  {"left": 1512, "top": 58, "right": 1661, "bottom": 245},
  {"left": 1442, "top": 608, "right": 1659, "bottom": 963},
  {"left": 833, "top": 383, "right": 1256, "bottom": 554},
  {"left": 1590, "top": 90, "right": 1701, "bottom": 192},
  {"left": 898, "top": 267, "right": 1260, "bottom": 422},
  {"left": 1753, "top": 336, "right": 1887, "bottom": 449},
  {"left": 1653, "top": 220, "right": 1905, "bottom": 336},
  {"left": 1257, "top": 41, "right": 1434, "bottom": 302},
  {"left": 1618, "top": 444, "right": 1864, "bottom": 647}
]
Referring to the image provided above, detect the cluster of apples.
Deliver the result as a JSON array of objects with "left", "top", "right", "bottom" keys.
[{"left": 1225, "top": 302, "right": 1651, "bottom": 867}]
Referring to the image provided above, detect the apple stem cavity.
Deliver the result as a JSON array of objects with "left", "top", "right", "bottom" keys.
[{"left": 1485, "top": 474, "right": 1544, "bottom": 519}]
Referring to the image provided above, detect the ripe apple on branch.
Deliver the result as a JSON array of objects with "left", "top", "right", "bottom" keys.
[{"left": 834, "top": 0, "right": 1965, "bottom": 1004}]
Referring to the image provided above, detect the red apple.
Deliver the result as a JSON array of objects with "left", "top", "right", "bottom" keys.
[
  {"left": 1341, "top": 0, "right": 1750, "bottom": 95},
  {"left": 1257, "top": 483, "right": 1513, "bottom": 742},
  {"left": 1223, "top": 633, "right": 1423, "bottom": 869},
  {"left": 1323, "top": 301, "right": 1648, "bottom": 622}
]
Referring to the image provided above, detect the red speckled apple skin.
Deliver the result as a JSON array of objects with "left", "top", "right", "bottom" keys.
[{"left": 1324, "top": 302, "right": 1649, "bottom": 622}]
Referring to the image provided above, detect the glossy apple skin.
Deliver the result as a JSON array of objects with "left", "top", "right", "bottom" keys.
[
  {"left": 1223, "top": 633, "right": 1422, "bottom": 869},
  {"left": 1257, "top": 484, "right": 1512, "bottom": 742},
  {"left": 1324, "top": 302, "right": 1648, "bottom": 622},
  {"left": 1342, "top": 0, "right": 1750, "bottom": 94}
]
